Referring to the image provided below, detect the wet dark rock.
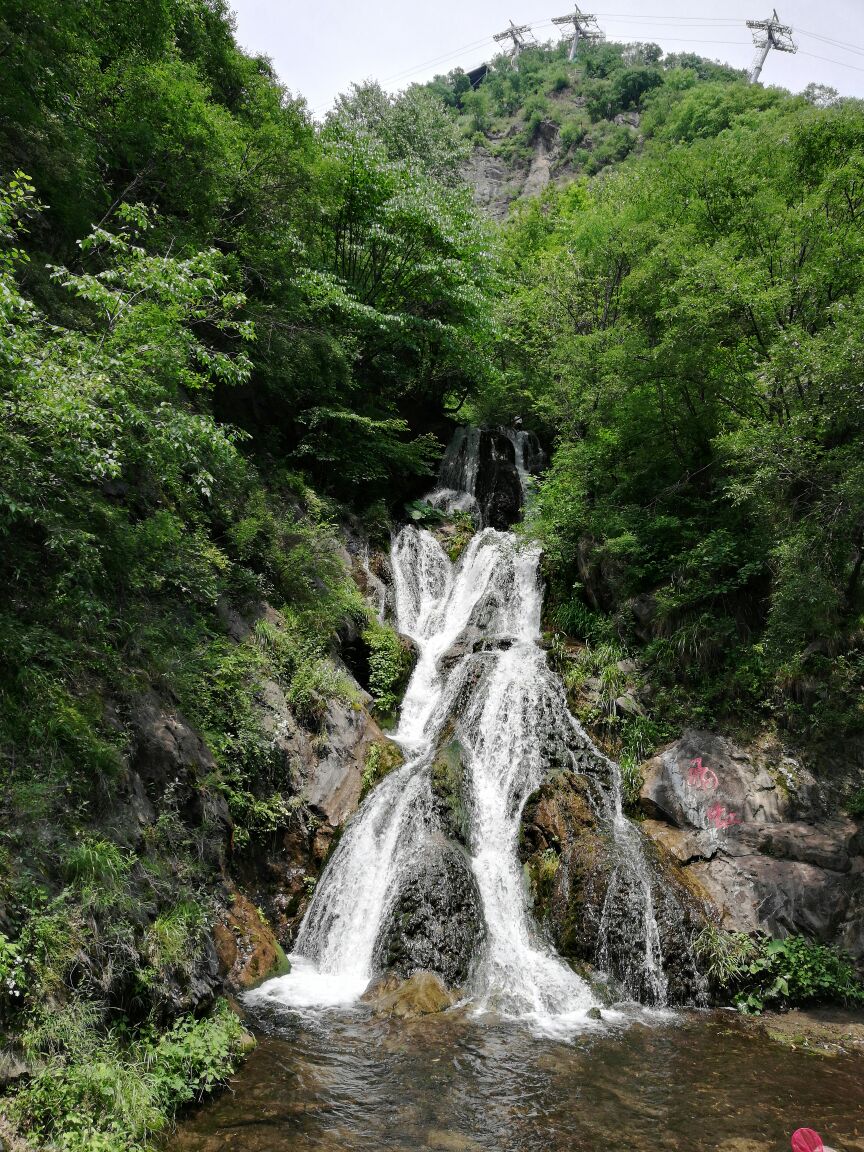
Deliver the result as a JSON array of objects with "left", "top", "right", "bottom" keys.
[
  {"left": 520, "top": 771, "right": 707, "bottom": 1005},
  {"left": 430, "top": 738, "right": 471, "bottom": 846},
  {"left": 373, "top": 842, "right": 485, "bottom": 988},
  {"left": 237, "top": 805, "right": 339, "bottom": 948},
  {"left": 438, "top": 627, "right": 485, "bottom": 678},
  {"left": 439, "top": 630, "right": 520, "bottom": 683},
  {"left": 438, "top": 426, "right": 544, "bottom": 530},
  {"left": 474, "top": 433, "right": 523, "bottom": 530}
]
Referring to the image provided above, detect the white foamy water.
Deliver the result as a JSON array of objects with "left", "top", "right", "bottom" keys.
[
  {"left": 249, "top": 523, "right": 598, "bottom": 1024},
  {"left": 248, "top": 428, "right": 687, "bottom": 1024}
]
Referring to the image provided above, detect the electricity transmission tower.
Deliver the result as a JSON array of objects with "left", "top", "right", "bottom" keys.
[
  {"left": 552, "top": 7, "right": 603, "bottom": 61},
  {"left": 493, "top": 20, "right": 534, "bottom": 67},
  {"left": 746, "top": 8, "right": 797, "bottom": 83}
]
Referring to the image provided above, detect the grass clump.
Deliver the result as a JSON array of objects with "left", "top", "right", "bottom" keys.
[{"left": 11, "top": 1000, "right": 246, "bottom": 1152}]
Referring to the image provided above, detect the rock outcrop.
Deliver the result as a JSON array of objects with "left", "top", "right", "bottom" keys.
[
  {"left": 303, "top": 694, "right": 392, "bottom": 827},
  {"left": 639, "top": 731, "right": 864, "bottom": 966},
  {"left": 463, "top": 148, "right": 528, "bottom": 220},
  {"left": 520, "top": 770, "right": 707, "bottom": 1005},
  {"left": 212, "top": 888, "right": 290, "bottom": 991},
  {"left": 373, "top": 840, "right": 485, "bottom": 988}
]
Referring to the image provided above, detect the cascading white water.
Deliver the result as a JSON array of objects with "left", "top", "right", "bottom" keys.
[
  {"left": 250, "top": 523, "right": 597, "bottom": 1023},
  {"left": 249, "top": 426, "right": 683, "bottom": 1023}
]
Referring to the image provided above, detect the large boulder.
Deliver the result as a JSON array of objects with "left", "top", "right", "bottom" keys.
[
  {"left": 639, "top": 729, "right": 813, "bottom": 829},
  {"left": 639, "top": 731, "right": 864, "bottom": 965},
  {"left": 361, "top": 970, "right": 457, "bottom": 1018},
  {"left": 373, "top": 841, "right": 485, "bottom": 989},
  {"left": 520, "top": 771, "right": 707, "bottom": 1005}
]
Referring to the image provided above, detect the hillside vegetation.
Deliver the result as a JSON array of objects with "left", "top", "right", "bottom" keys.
[
  {"left": 0, "top": 2, "right": 491, "bottom": 1147},
  {"left": 1, "top": 6, "right": 863, "bottom": 1149},
  {"left": 426, "top": 41, "right": 864, "bottom": 758}
]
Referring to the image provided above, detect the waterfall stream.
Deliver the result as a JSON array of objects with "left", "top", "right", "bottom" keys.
[{"left": 249, "top": 429, "right": 692, "bottom": 1027}]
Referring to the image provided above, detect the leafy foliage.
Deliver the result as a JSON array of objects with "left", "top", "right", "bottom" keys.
[
  {"left": 0, "top": 4, "right": 496, "bottom": 1145},
  {"left": 484, "top": 83, "right": 864, "bottom": 741},
  {"left": 363, "top": 620, "right": 416, "bottom": 719},
  {"left": 11, "top": 1000, "right": 246, "bottom": 1151},
  {"left": 696, "top": 926, "right": 864, "bottom": 1013}
]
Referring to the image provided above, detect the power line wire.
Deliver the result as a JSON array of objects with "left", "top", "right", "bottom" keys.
[
  {"left": 798, "top": 48, "right": 864, "bottom": 74},
  {"left": 797, "top": 28, "right": 864, "bottom": 59}
]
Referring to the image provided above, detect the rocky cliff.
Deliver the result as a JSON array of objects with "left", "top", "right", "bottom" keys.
[{"left": 638, "top": 731, "right": 864, "bottom": 967}]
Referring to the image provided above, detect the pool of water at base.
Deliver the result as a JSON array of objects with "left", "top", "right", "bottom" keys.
[{"left": 173, "top": 1006, "right": 864, "bottom": 1152}]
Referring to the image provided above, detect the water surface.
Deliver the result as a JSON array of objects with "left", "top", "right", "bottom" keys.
[{"left": 175, "top": 1006, "right": 864, "bottom": 1152}]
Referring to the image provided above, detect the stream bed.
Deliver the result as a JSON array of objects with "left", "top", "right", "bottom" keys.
[{"left": 174, "top": 1006, "right": 864, "bottom": 1152}]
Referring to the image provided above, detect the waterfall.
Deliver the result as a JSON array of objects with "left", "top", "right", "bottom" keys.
[{"left": 248, "top": 426, "right": 696, "bottom": 1024}]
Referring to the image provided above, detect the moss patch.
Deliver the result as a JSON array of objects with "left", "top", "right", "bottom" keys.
[{"left": 430, "top": 738, "right": 471, "bottom": 845}]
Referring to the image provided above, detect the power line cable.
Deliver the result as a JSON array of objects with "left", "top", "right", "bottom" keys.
[
  {"left": 798, "top": 48, "right": 864, "bottom": 74},
  {"left": 797, "top": 28, "right": 864, "bottom": 59}
]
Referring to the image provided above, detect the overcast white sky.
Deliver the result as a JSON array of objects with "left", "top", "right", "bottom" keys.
[{"left": 227, "top": 1, "right": 864, "bottom": 116}]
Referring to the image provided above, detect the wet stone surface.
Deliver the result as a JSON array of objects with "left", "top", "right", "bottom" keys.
[{"left": 373, "top": 841, "right": 485, "bottom": 988}]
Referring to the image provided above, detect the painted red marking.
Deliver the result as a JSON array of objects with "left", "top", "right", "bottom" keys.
[
  {"left": 687, "top": 757, "right": 719, "bottom": 792},
  {"left": 791, "top": 1130, "right": 823, "bottom": 1152},
  {"left": 706, "top": 803, "right": 741, "bottom": 831}
]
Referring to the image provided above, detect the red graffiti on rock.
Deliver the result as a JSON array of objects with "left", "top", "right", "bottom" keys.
[
  {"left": 687, "top": 757, "right": 719, "bottom": 792},
  {"left": 706, "top": 802, "right": 741, "bottom": 831}
]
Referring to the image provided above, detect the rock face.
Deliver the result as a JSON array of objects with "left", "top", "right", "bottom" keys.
[
  {"left": 520, "top": 770, "right": 707, "bottom": 1005},
  {"left": 639, "top": 731, "right": 864, "bottom": 966},
  {"left": 373, "top": 841, "right": 485, "bottom": 989},
  {"left": 463, "top": 148, "right": 528, "bottom": 220},
  {"left": 234, "top": 683, "right": 402, "bottom": 947},
  {"left": 120, "top": 564, "right": 402, "bottom": 994},
  {"left": 438, "top": 426, "right": 544, "bottom": 530},
  {"left": 463, "top": 126, "right": 565, "bottom": 218},
  {"left": 521, "top": 121, "right": 559, "bottom": 199},
  {"left": 361, "top": 970, "right": 457, "bottom": 1018},
  {"left": 303, "top": 695, "right": 392, "bottom": 827},
  {"left": 212, "top": 888, "right": 290, "bottom": 991}
]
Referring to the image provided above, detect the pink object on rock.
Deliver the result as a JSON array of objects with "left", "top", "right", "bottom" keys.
[{"left": 791, "top": 1129, "right": 824, "bottom": 1152}]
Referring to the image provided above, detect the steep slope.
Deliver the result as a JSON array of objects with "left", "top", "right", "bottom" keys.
[{"left": 425, "top": 40, "right": 801, "bottom": 216}]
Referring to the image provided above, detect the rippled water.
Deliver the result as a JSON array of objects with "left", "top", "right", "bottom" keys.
[{"left": 174, "top": 1007, "right": 864, "bottom": 1152}]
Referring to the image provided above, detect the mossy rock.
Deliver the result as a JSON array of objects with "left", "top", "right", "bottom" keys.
[
  {"left": 431, "top": 738, "right": 471, "bottom": 846},
  {"left": 361, "top": 970, "right": 457, "bottom": 1018},
  {"left": 361, "top": 738, "right": 405, "bottom": 798}
]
